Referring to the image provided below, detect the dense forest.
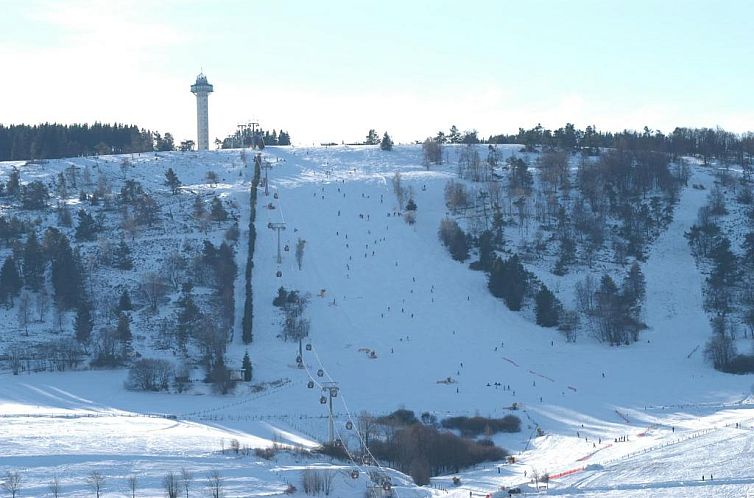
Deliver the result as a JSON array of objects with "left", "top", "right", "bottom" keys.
[
  {"left": 0, "top": 123, "right": 156, "bottom": 161},
  {"left": 491, "top": 124, "right": 754, "bottom": 164},
  {"left": 431, "top": 124, "right": 754, "bottom": 165}
]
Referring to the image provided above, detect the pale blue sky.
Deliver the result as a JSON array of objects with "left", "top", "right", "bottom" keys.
[{"left": 1, "top": 0, "right": 752, "bottom": 144}]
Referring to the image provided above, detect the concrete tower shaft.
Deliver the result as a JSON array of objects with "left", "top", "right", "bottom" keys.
[{"left": 190, "top": 73, "right": 213, "bottom": 150}]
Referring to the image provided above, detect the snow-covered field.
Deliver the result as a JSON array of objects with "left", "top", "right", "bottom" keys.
[{"left": 2, "top": 145, "right": 754, "bottom": 497}]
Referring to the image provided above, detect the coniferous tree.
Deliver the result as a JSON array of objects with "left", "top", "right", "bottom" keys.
[
  {"left": 621, "top": 262, "right": 646, "bottom": 314},
  {"left": 594, "top": 274, "right": 624, "bottom": 345},
  {"left": 118, "top": 288, "right": 133, "bottom": 312},
  {"left": 380, "top": 132, "right": 394, "bottom": 151},
  {"left": 112, "top": 240, "right": 133, "bottom": 270},
  {"left": 164, "top": 168, "right": 181, "bottom": 195},
  {"left": 488, "top": 254, "right": 528, "bottom": 311},
  {"left": 6, "top": 167, "right": 20, "bottom": 196},
  {"left": 134, "top": 193, "right": 160, "bottom": 227},
  {"left": 242, "top": 351, "right": 253, "bottom": 382},
  {"left": 278, "top": 131, "right": 291, "bottom": 146},
  {"left": 535, "top": 286, "right": 560, "bottom": 327},
  {"left": 75, "top": 209, "right": 98, "bottom": 241},
  {"left": 210, "top": 197, "right": 227, "bottom": 222},
  {"left": 448, "top": 125, "right": 461, "bottom": 144},
  {"left": 0, "top": 256, "right": 22, "bottom": 305},
  {"left": 74, "top": 302, "right": 93, "bottom": 343},
  {"left": 51, "top": 235, "right": 83, "bottom": 310},
  {"left": 365, "top": 129, "right": 379, "bottom": 145},
  {"left": 477, "top": 230, "right": 495, "bottom": 271},
  {"left": 23, "top": 231, "right": 45, "bottom": 291},
  {"left": 21, "top": 181, "right": 49, "bottom": 209},
  {"left": 193, "top": 195, "right": 206, "bottom": 220},
  {"left": 176, "top": 283, "right": 200, "bottom": 350},
  {"left": 115, "top": 311, "right": 132, "bottom": 344}
]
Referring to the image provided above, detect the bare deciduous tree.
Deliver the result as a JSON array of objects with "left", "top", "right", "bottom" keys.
[
  {"left": 162, "top": 251, "right": 187, "bottom": 292},
  {"left": 48, "top": 474, "right": 61, "bottom": 497},
  {"left": 1, "top": 471, "right": 22, "bottom": 498},
  {"left": 17, "top": 291, "right": 31, "bottom": 335},
  {"left": 392, "top": 172, "right": 406, "bottom": 210},
  {"left": 139, "top": 272, "right": 168, "bottom": 311},
  {"left": 206, "top": 470, "right": 223, "bottom": 498},
  {"left": 127, "top": 475, "right": 138, "bottom": 498},
  {"left": 86, "top": 471, "right": 105, "bottom": 498},
  {"left": 163, "top": 471, "right": 179, "bottom": 498},
  {"left": 36, "top": 289, "right": 50, "bottom": 323},
  {"left": 180, "top": 468, "right": 193, "bottom": 498}
]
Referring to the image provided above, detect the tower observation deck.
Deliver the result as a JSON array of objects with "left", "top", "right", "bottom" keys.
[{"left": 190, "top": 73, "right": 214, "bottom": 150}]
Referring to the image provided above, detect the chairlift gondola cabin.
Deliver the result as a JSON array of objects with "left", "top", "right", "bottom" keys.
[
  {"left": 307, "top": 380, "right": 315, "bottom": 389},
  {"left": 274, "top": 192, "right": 279, "bottom": 199},
  {"left": 267, "top": 222, "right": 273, "bottom": 229},
  {"left": 317, "top": 369, "right": 324, "bottom": 377},
  {"left": 345, "top": 420, "right": 353, "bottom": 430},
  {"left": 284, "top": 244, "right": 290, "bottom": 252},
  {"left": 330, "top": 388, "right": 338, "bottom": 397},
  {"left": 276, "top": 270, "right": 282, "bottom": 277},
  {"left": 320, "top": 396, "right": 327, "bottom": 404},
  {"left": 296, "top": 355, "right": 302, "bottom": 364},
  {"left": 350, "top": 469, "right": 359, "bottom": 480},
  {"left": 306, "top": 343, "right": 312, "bottom": 351}
]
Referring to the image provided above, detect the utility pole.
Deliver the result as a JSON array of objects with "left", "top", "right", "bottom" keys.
[
  {"left": 321, "top": 382, "right": 339, "bottom": 443},
  {"left": 268, "top": 222, "right": 286, "bottom": 263},
  {"left": 262, "top": 160, "right": 273, "bottom": 196}
]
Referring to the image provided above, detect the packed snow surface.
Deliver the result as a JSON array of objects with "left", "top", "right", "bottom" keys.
[{"left": 2, "top": 145, "right": 754, "bottom": 496}]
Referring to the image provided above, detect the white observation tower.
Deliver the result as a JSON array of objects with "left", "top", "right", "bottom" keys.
[{"left": 190, "top": 73, "right": 214, "bottom": 150}]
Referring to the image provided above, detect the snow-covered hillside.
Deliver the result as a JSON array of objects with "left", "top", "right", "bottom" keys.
[{"left": 2, "top": 145, "right": 754, "bottom": 497}]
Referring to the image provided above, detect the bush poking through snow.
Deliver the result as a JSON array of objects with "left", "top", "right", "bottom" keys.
[
  {"left": 440, "top": 415, "right": 521, "bottom": 436},
  {"left": 125, "top": 358, "right": 173, "bottom": 391},
  {"left": 301, "top": 470, "right": 334, "bottom": 496}
]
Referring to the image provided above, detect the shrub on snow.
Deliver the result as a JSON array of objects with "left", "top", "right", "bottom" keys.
[{"left": 125, "top": 358, "right": 173, "bottom": 392}]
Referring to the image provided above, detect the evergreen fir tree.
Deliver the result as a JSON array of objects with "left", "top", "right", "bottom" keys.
[
  {"left": 449, "top": 125, "right": 461, "bottom": 144},
  {"left": 380, "top": 132, "right": 394, "bottom": 151},
  {"left": 0, "top": 256, "right": 22, "bottom": 305},
  {"left": 477, "top": 230, "right": 494, "bottom": 271},
  {"left": 488, "top": 254, "right": 528, "bottom": 311},
  {"left": 118, "top": 288, "right": 133, "bottom": 311},
  {"left": 365, "top": 129, "right": 379, "bottom": 145},
  {"left": 21, "top": 181, "right": 49, "bottom": 209},
  {"left": 23, "top": 231, "right": 45, "bottom": 291},
  {"left": 176, "top": 283, "right": 200, "bottom": 349},
  {"left": 75, "top": 209, "right": 98, "bottom": 241},
  {"left": 112, "top": 240, "right": 133, "bottom": 270},
  {"left": 51, "top": 235, "right": 84, "bottom": 310},
  {"left": 193, "top": 195, "right": 206, "bottom": 220},
  {"left": 164, "top": 168, "right": 181, "bottom": 195},
  {"left": 535, "top": 286, "right": 560, "bottom": 327},
  {"left": 74, "top": 303, "right": 93, "bottom": 343},
  {"left": 115, "top": 311, "right": 132, "bottom": 343},
  {"left": 6, "top": 167, "right": 20, "bottom": 196},
  {"left": 242, "top": 351, "right": 253, "bottom": 382},
  {"left": 210, "top": 197, "right": 227, "bottom": 222}
]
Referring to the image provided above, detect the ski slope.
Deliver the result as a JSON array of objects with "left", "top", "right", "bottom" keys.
[{"left": 2, "top": 145, "right": 754, "bottom": 496}]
